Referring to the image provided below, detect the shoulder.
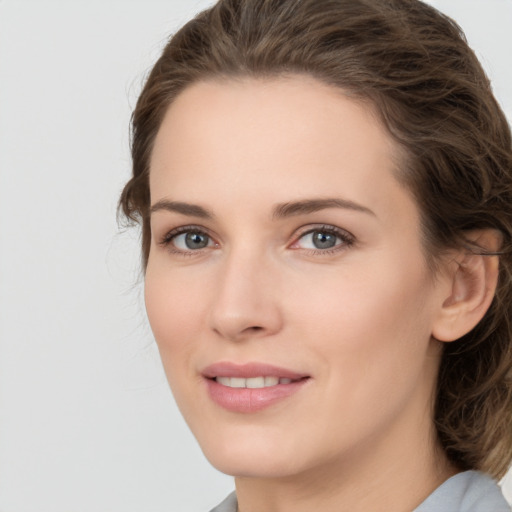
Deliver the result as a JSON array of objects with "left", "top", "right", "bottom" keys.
[
  {"left": 209, "top": 472, "right": 510, "bottom": 512},
  {"left": 209, "top": 491, "right": 237, "bottom": 512},
  {"left": 414, "top": 471, "right": 511, "bottom": 512}
]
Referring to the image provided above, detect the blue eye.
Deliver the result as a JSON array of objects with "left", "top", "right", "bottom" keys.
[
  {"left": 162, "top": 228, "right": 215, "bottom": 253},
  {"left": 307, "top": 231, "right": 338, "bottom": 249},
  {"left": 178, "top": 232, "right": 211, "bottom": 250},
  {"left": 294, "top": 226, "right": 353, "bottom": 252}
]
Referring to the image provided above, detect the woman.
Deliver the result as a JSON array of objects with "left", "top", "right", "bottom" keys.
[{"left": 119, "top": 0, "right": 512, "bottom": 510}]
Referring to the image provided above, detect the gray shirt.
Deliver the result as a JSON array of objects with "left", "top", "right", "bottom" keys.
[{"left": 209, "top": 471, "right": 510, "bottom": 512}]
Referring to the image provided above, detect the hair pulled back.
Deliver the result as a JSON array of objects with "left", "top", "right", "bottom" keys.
[{"left": 119, "top": 0, "right": 512, "bottom": 478}]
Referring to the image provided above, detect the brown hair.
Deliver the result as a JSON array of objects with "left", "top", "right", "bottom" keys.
[{"left": 119, "top": 0, "right": 512, "bottom": 478}]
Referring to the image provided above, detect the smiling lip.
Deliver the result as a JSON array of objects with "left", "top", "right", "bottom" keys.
[{"left": 202, "top": 362, "right": 310, "bottom": 413}]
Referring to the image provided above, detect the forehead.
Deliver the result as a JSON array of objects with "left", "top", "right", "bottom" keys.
[
  {"left": 151, "top": 75, "right": 393, "bottom": 171},
  {"left": 149, "top": 75, "right": 413, "bottom": 224}
]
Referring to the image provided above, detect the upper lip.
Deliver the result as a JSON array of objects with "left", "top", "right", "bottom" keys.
[{"left": 202, "top": 362, "right": 309, "bottom": 380}]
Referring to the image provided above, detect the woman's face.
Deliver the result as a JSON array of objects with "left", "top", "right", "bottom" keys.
[{"left": 145, "top": 76, "right": 450, "bottom": 478}]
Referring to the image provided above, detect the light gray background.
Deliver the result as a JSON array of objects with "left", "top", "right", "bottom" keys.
[{"left": 0, "top": 1, "right": 511, "bottom": 511}]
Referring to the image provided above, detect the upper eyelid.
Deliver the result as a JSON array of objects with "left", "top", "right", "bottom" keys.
[
  {"left": 161, "top": 224, "right": 212, "bottom": 238},
  {"left": 292, "top": 224, "right": 354, "bottom": 241}
]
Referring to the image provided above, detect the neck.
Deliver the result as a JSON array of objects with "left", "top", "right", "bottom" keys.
[
  {"left": 235, "top": 438, "right": 455, "bottom": 512},
  {"left": 234, "top": 398, "right": 457, "bottom": 512}
]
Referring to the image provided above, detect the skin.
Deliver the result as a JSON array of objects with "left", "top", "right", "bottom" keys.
[{"left": 145, "top": 76, "right": 463, "bottom": 512}]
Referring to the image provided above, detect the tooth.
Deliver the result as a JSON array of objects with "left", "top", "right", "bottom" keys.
[
  {"left": 264, "top": 376, "right": 279, "bottom": 386},
  {"left": 216, "top": 376, "right": 291, "bottom": 388},
  {"left": 246, "top": 377, "right": 265, "bottom": 388},
  {"left": 230, "top": 377, "right": 246, "bottom": 388}
]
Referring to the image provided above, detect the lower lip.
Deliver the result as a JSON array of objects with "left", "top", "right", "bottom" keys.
[{"left": 205, "top": 378, "right": 309, "bottom": 413}]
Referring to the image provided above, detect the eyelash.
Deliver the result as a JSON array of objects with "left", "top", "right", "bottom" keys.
[
  {"left": 292, "top": 225, "right": 355, "bottom": 255},
  {"left": 158, "top": 224, "right": 355, "bottom": 257},
  {"left": 158, "top": 225, "right": 216, "bottom": 257}
]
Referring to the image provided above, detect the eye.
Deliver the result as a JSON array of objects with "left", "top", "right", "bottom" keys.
[
  {"left": 291, "top": 225, "right": 354, "bottom": 253},
  {"left": 301, "top": 231, "right": 339, "bottom": 250},
  {"left": 159, "top": 226, "right": 216, "bottom": 254},
  {"left": 174, "top": 231, "right": 212, "bottom": 250}
]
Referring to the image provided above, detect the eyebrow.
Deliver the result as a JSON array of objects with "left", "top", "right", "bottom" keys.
[
  {"left": 150, "top": 200, "right": 214, "bottom": 219},
  {"left": 149, "top": 197, "right": 375, "bottom": 219},
  {"left": 272, "top": 198, "right": 375, "bottom": 219}
]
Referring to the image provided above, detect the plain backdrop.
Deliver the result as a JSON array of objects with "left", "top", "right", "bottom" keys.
[{"left": 0, "top": 1, "right": 511, "bottom": 511}]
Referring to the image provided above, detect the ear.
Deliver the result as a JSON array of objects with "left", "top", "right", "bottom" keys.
[{"left": 432, "top": 229, "right": 501, "bottom": 343}]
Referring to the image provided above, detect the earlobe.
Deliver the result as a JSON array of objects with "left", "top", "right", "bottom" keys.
[{"left": 432, "top": 230, "right": 501, "bottom": 343}]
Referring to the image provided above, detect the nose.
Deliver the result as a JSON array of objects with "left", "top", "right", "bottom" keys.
[{"left": 208, "top": 248, "right": 283, "bottom": 342}]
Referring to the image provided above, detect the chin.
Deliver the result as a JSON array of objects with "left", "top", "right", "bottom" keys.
[
  {"left": 206, "top": 452, "right": 305, "bottom": 479},
  {"left": 196, "top": 427, "right": 311, "bottom": 478}
]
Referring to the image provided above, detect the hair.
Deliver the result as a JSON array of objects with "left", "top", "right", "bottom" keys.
[{"left": 119, "top": 0, "right": 512, "bottom": 479}]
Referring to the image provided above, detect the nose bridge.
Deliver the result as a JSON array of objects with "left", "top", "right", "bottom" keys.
[{"left": 209, "top": 243, "right": 282, "bottom": 341}]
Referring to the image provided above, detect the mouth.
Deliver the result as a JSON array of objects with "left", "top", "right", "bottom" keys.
[
  {"left": 202, "top": 362, "right": 310, "bottom": 413},
  {"left": 214, "top": 376, "right": 302, "bottom": 388}
]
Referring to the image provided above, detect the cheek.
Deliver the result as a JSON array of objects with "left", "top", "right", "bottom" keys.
[
  {"left": 292, "top": 254, "right": 433, "bottom": 343},
  {"left": 280, "top": 262, "right": 439, "bottom": 458},
  {"left": 288, "top": 254, "right": 437, "bottom": 396},
  {"left": 144, "top": 263, "right": 208, "bottom": 377}
]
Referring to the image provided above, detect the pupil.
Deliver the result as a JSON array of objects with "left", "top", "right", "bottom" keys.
[
  {"left": 313, "top": 231, "right": 336, "bottom": 249},
  {"left": 185, "top": 232, "right": 208, "bottom": 249}
]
